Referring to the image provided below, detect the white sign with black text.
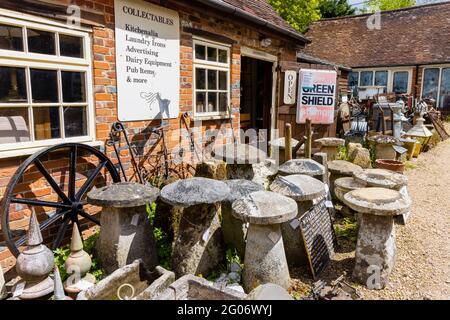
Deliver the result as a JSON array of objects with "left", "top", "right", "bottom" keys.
[
  {"left": 115, "top": 0, "right": 180, "bottom": 121},
  {"left": 283, "top": 70, "right": 297, "bottom": 105}
]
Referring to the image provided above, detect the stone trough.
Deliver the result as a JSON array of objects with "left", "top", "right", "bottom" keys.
[{"left": 77, "top": 260, "right": 175, "bottom": 300}]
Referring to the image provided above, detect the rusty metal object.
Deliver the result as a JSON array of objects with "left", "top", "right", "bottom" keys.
[{"left": 309, "top": 275, "right": 361, "bottom": 300}]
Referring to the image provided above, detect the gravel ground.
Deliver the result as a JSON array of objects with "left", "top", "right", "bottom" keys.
[{"left": 291, "top": 126, "right": 450, "bottom": 300}]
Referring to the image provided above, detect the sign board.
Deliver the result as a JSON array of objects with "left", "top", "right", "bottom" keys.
[
  {"left": 297, "top": 69, "right": 337, "bottom": 124},
  {"left": 299, "top": 198, "right": 337, "bottom": 278},
  {"left": 283, "top": 70, "right": 297, "bottom": 105},
  {"left": 115, "top": 0, "right": 180, "bottom": 121}
]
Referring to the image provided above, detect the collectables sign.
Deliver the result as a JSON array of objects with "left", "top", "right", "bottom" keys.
[
  {"left": 115, "top": 0, "right": 180, "bottom": 121},
  {"left": 296, "top": 69, "right": 337, "bottom": 124}
]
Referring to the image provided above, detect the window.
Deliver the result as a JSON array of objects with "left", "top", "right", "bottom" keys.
[
  {"left": 375, "top": 71, "right": 388, "bottom": 87},
  {"left": 393, "top": 71, "right": 409, "bottom": 94},
  {"left": 360, "top": 71, "right": 374, "bottom": 86},
  {"left": 422, "top": 67, "right": 450, "bottom": 111},
  {"left": 0, "top": 13, "right": 92, "bottom": 152},
  {"left": 193, "top": 39, "right": 230, "bottom": 116},
  {"left": 440, "top": 68, "right": 450, "bottom": 111},
  {"left": 348, "top": 72, "right": 359, "bottom": 87}
]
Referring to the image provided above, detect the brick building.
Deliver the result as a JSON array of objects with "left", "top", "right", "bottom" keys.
[{"left": 304, "top": 2, "right": 450, "bottom": 113}]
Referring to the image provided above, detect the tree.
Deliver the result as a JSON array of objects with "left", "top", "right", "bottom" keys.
[
  {"left": 363, "top": 0, "right": 416, "bottom": 12},
  {"left": 318, "top": 0, "right": 356, "bottom": 18},
  {"left": 268, "top": 0, "right": 322, "bottom": 33}
]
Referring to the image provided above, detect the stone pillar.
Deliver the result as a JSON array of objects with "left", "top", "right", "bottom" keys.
[
  {"left": 313, "top": 152, "right": 329, "bottom": 185},
  {"left": 160, "top": 178, "right": 231, "bottom": 278},
  {"left": 232, "top": 191, "right": 297, "bottom": 292},
  {"left": 270, "top": 175, "right": 326, "bottom": 267},
  {"left": 343, "top": 188, "right": 411, "bottom": 289},
  {"left": 88, "top": 182, "right": 160, "bottom": 274}
]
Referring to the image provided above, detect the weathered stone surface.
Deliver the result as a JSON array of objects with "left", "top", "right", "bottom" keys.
[
  {"left": 347, "top": 143, "right": 362, "bottom": 158},
  {"left": 77, "top": 260, "right": 175, "bottom": 300},
  {"left": 1, "top": 265, "right": 6, "bottom": 300},
  {"left": 368, "top": 135, "right": 398, "bottom": 160},
  {"left": 88, "top": 182, "right": 160, "bottom": 208},
  {"left": 328, "top": 160, "right": 363, "bottom": 176},
  {"left": 251, "top": 159, "right": 278, "bottom": 188},
  {"left": 246, "top": 283, "right": 294, "bottom": 300},
  {"left": 334, "top": 177, "right": 366, "bottom": 203},
  {"left": 270, "top": 175, "right": 325, "bottom": 202},
  {"left": 53, "top": 266, "right": 71, "bottom": 300},
  {"left": 353, "top": 169, "right": 408, "bottom": 190},
  {"left": 222, "top": 180, "right": 264, "bottom": 256},
  {"left": 232, "top": 191, "right": 297, "bottom": 225},
  {"left": 312, "top": 153, "right": 329, "bottom": 184},
  {"left": 315, "top": 138, "right": 346, "bottom": 147},
  {"left": 213, "top": 143, "right": 267, "bottom": 164},
  {"left": 160, "top": 177, "right": 230, "bottom": 207},
  {"left": 269, "top": 137, "right": 300, "bottom": 149},
  {"left": 278, "top": 159, "right": 325, "bottom": 179},
  {"left": 154, "top": 274, "right": 247, "bottom": 300},
  {"left": 270, "top": 137, "right": 300, "bottom": 164},
  {"left": 350, "top": 147, "right": 372, "bottom": 169},
  {"left": 195, "top": 160, "right": 227, "bottom": 180}
]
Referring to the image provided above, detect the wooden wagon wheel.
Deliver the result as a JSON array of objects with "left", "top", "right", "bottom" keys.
[{"left": 1, "top": 143, "right": 120, "bottom": 257}]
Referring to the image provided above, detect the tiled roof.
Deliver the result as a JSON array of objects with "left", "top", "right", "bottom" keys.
[{"left": 304, "top": 2, "right": 450, "bottom": 68}]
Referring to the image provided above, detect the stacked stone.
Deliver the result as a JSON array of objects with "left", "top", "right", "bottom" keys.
[
  {"left": 328, "top": 160, "right": 363, "bottom": 198},
  {"left": 314, "top": 138, "right": 345, "bottom": 161}
]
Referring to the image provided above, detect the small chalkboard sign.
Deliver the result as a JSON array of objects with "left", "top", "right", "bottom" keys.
[{"left": 299, "top": 198, "right": 337, "bottom": 278}]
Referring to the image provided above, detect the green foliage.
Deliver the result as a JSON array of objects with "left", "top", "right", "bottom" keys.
[
  {"left": 205, "top": 247, "right": 243, "bottom": 282},
  {"left": 147, "top": 202, "right": 157, "bottom": 223},
  {"left": 334, "top": 217, "right": 358, "bottom": 243},
  {"left": 225, "top": 248, "right": 242, "bottom": 267},
  {"left": 363, "top": 0, "right": 416, "bottom": 12},
  {"left": 53, "top": 231, "right": 104, "bottom": 282},
  {"left": 268, "top": 0, "right": 322, "bottom": 32},
  {"left": 318, "top": 0, "right": 355, "bottom": 18},
  {"left": 336, "top": 145, "right": 349, "bottom": 161},
  {"left": 147, "top": 202, "right": 172, "bottom": 270},
  {"left": 445, "top": 116, "right": 450, "bottom": 123}
]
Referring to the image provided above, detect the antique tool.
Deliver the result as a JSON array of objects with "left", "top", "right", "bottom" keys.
[
  {"left": 309, "top": 275, "right": 361, "bottom": 300},
  {"left": 181, "top": 112, "right": 202, "bottom": 161}
]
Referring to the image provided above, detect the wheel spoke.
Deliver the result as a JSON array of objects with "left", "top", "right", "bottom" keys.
[
  {"left": 34, "top": 158, "right": 71, "bottom": 204},
  {"left": 53, "top": 214, "right": 71, "bottom": 250},
  {"left": 78, "top": 210, "right": 100, "bottom": 225},
  {"left": 75, "top": 161, "right": 107, "bottom": 201},
  {"left": 14, "top": 233, "right": 28, "bottom": 248},
  {"left": 69, "top": 146, "right": 77, "bottom": 201},
  {"left": 11, "top": 197, "right": 71, "bottom": 209}
]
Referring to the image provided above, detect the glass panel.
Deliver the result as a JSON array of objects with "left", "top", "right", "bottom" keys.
[
  {"left": 196, "top": 92, "right": 206, "bottom": 113},
  {"left": 59, "top": 34, "right": 83, "bottom": 58},
  {"left": 208, "top": 70, "right": 217, "bottom": 90},
  {"left": 348, "top": 72, "right": 359, "bottom": 87},
  {"left": 0, "top": 67, "right": 27, "bottom": 103},
  {"left": 207, "top": 47, "right": 217, "bottom": 62},
  {"left": 375, "top": 71, "right": 388, "bottom": 87},
  {"left": 27, "top": 28, "right": 55, "bottom": 55},
  {"left": 62, "top": 71, "right": 85, "bottom": 102},
  {"left": 219, "top": 92, "right": 227, "bottom": 112},
  {"left": 63, "top": 107, "right": 87, "bottom": 137},
  {"left": 0, "top": 24, "right": 23, "bottom": 51},
  {"left": 207, "top": 92, "right": 217, "bottom": 112},
  {"left": 218, "top": 49, "right": 227, "bottom": 63},
  {"left": 219, "top": 71, "right": 227, "bottom": 90},
  {"left": 422, "top": 68, "right": 440, "bottom": 100},
  {"left": 360, "top": 71, "right": 373, "bottom": 86},
  {"left": 30, "top": 69, "right": 58, "bottom": 103},
  {"left": 0, "top": 108, "right": 30, "bottom": 144},
  {"left": 195, "top": 44, "right": 205, "bottom": 60},
  {"left": 393, "top": 72, "right": 409, "bottom": 94},
  {"left": 195, "top": 68, "right": 206, "bottom": 90},
  {"left": 439, "top": 68, "right": 450, "bottom": 111},
  {"left": 33, "top": 107, "right": 60, "bottom": 140}
]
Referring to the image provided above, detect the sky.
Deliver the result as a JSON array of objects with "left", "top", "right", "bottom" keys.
[{"left": 347, "top": 0, "right": 449, "bottom": 11}]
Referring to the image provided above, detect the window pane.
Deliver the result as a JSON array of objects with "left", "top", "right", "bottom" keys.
[
  {"left": 30, "top": 69, "right": 58, "bottom": 103},
  {"left": 218, "top": 49, "right": 227, "bottom": 63},
  {"left": 27, "top": 28, "right": 55, "bottom": 55},
  {"left": 60, "top": 34, "right": 83, "bottom": 58},
  {"left": 33, "top": 107, "right": 60, "bottom": 140},
  {"left": 208, "top": 70, "right": 217, "bottom": 90},
  {"left": 62, "top": 71, "right": 85, "bottom": 102},
  {"left": 0, "top": 24, "right": 23, "bottom": 51},
  {"left": 219, "top": 92, "right": 227, "bottom": 112},
  {"left": 64, "top": 107, "right": 87, "bottom": 137},
  {"left": 348, "top": 72, "right": 359, "bottom": 87},
  {"left": 195, "top": 44, "right": 205, "bottom": 60},
  {"left": 0, "top": 67, "right": 27, "bottom": 103},
  {"left": 196, "top": 92, "right": 206, "bottom": 113},
  {"left": 0, "top": 108, "right": 30, "bottom": 144},
  {"left": 393, "top": 72, "right": 409, "bottom": 94},
  {"left": 207, "top": 92, "right": 217, "bottom": 112},
  {"left": 207, "top": 47, "right": 217, "bottom": 62},
  {"left": 439, "top": 68, "right": 450, "bottom": 111},
  {"left": 375, "top": 71, "right": 388, "bottom": 87},
  {"left": 195, "top": 68, "right": 206, "bottom": 90},
  {"left": 219, "top": 71, "right": 227, "bottom": 90},
  {"left": 360, "top": 71, "right": 373, "bottom": 86},
  {"left": 422, "top": 68, "right": 440, "bottom": 100}
]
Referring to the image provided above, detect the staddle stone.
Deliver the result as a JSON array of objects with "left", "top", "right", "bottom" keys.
[
  {"left": 160, "top": 178, "right": 231, "bottom": 277},
  {"left": 315, "top": 138, "right": 345, "bottom": 161},
  {"left": 277, "top": 159, "right": 325, "bottom": 181},
  {"left": 328, "top": 160, "right": 363, "bottom": 198},
  {"left": 246, "top": 283, "right": 294, "bottom": 300},
  {"left": 232, "top": 191, "right": 297, "bottom": 291},
  {"left": 222, "top": 180, "right": 264, "bottom": 256},
  {"left": 334, "top": 177, "right": 366, "bottom": 203},
  {"left": 353, "top": 169, "right": 408, "bottom": 191},
  {"left": 88, "top": 182, "right": 160, "bottom": 274},
  {"left": 270, "top": 175, "right": 326, "bottom": 267}
]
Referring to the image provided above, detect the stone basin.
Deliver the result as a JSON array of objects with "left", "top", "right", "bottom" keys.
[{"left": 77, "top": 260, "right": 175, "bottom": 300}]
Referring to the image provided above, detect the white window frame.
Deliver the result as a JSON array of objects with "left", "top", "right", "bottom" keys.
[
  {"left": 351, "top": 67, "right": 413, "bottom": 94},
  {"left": 193, "top": 38, "right": 231, "bottom": 119},
  {"left": 421, "top": 64, "right": 450, "bottom": 109},
  {"left": 0, "top": 10, "right": 96, "bottom": 156}
]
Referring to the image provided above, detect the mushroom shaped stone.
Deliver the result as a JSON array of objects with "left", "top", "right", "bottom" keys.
[
  {"left": 315, "top": 138, "right": 345, "bottom": 161},
  {"left": 277, "top": 159, "right": 325, "bottom": 181},
  {"left": 328, "top": 160, "right": 363, "bottom": 197},
  {"left": 222, "top": 180, "right": 264, "bottom": 256},
  {"left": 334, "top": 177, "right": 366, "bottom": 203},
  {"left": 232, "top": 191, "right": 297, "bottom": 291},
  {"left": 353, "top": 168, "right": 408, "bottom": 191},
  {"left": 368, "top": 135, "right": 398, "bottom": 160}
]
